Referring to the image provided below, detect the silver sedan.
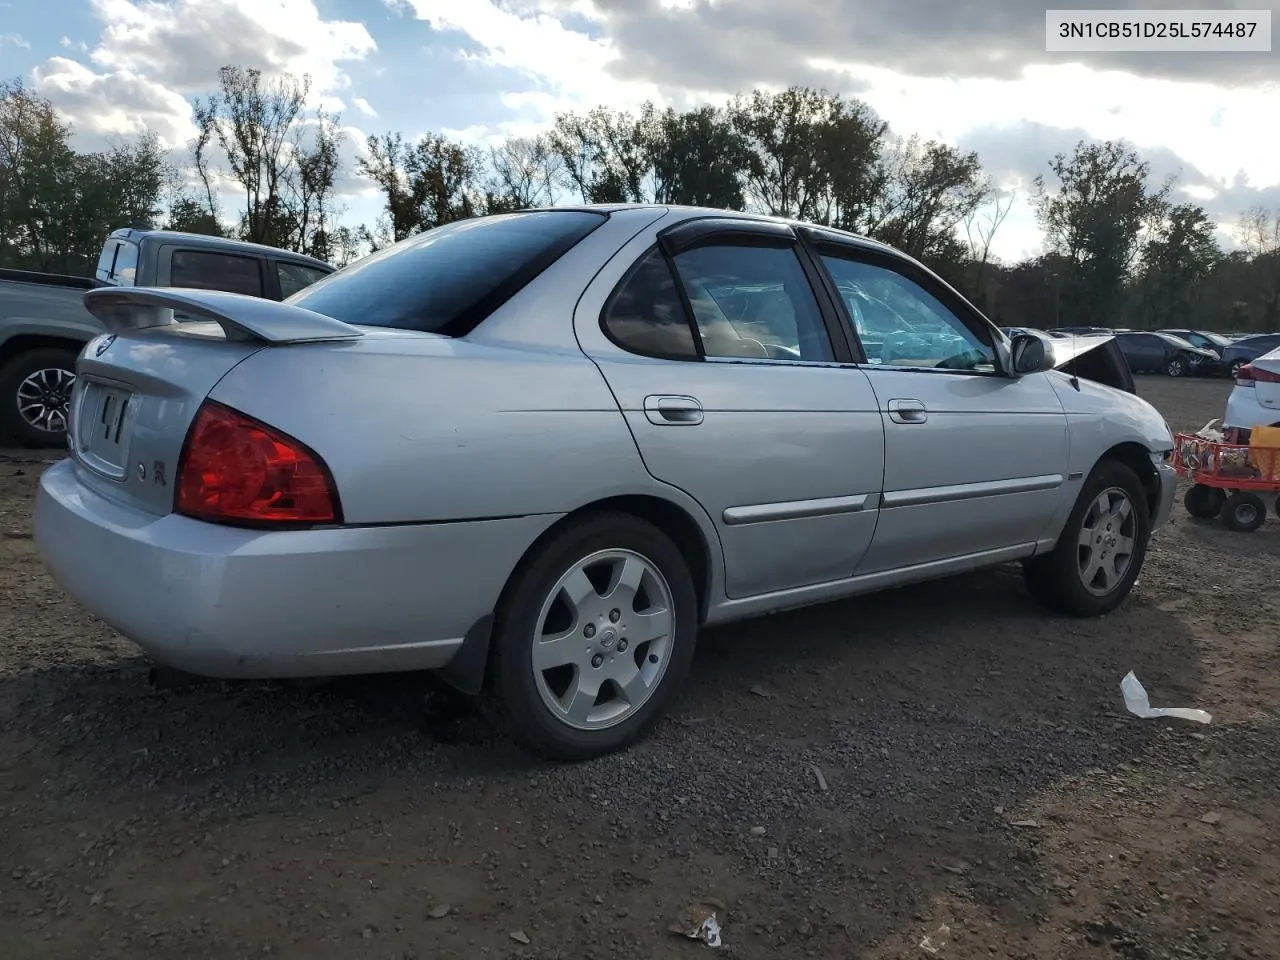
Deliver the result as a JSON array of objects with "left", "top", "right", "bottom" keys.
[{"left": 35, "top": 205, "right": 1177, "bottom": 760}]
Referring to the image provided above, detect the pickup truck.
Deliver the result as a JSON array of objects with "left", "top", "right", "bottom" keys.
[{"left": 0, "top": 229, "right": 333, "bottom": 446}]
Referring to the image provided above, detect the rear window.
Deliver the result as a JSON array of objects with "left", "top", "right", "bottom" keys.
[
  {"left": 96, "top": 238, "right": 139, "bottom": 285},
  {"left": 287, "top": 210, "right": 607, "bottom": 335}
]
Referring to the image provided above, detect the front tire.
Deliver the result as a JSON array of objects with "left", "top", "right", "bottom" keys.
[
  {"left": 1166, "top": 356, "right": 1186, "bottom": 377},
  {"left": 487, "top": 512, "right": 698, "bottom": 761},
  {"left": 0, "top": 348, "right": 79, "bottom": 448},
  {"left": 1025, "top": 460, "right": 1150, "bottom": 617}
]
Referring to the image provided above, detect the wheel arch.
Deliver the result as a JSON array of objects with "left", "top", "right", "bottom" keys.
[
  {"left": 1097, "top": 441, "right": 1161, "bottom": 518},
  {"left": 0, "top": 333, "right": 87, "bottom": 367},
  {"left": 435, "top": 492, "right": 719, "bottom": 696}
]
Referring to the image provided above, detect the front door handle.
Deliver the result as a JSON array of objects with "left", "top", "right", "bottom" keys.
[
  {"left": 644, "top": 395, "right": 704, "bottom": 425},
  {"left": 887, "top": 398, "right": 928, "bottom": 424}
]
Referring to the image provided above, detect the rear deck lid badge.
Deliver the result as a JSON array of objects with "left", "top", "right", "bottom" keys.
[{"left": 95, "top": 334, "right": 116, "bottom": 357}]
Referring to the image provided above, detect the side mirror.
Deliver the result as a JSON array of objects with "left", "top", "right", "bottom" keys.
[{"left": 1010, "top": 333, "right": 1052, "bottom": 376}]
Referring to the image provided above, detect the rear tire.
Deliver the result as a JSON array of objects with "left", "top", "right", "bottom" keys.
[
  {"left": 1025, "top": 459, "right": 1150, "bottom": 617},
  {"left": 1184, "top": 484, "right": 1225, "bottom": 519},
  {"left": 487, "top": 512, "right": 698, "bottom": 761},
  {"left": 0, "top": 347, "right": 79, "bottom": 448},
  {"left": 1222, "top": 492, "right": 1266, "bottom": 533}
]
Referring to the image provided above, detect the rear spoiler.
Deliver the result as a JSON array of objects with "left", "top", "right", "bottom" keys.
[{"left": 83, "top": 287, "right": 364, "bottom": 344}]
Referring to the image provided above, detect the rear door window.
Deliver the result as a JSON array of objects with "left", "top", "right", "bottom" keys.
[
  {"left": 170, "top": 250, "right": 265, "bottom": 297},
  {"left": 287, "top": 210, "right": 606, "bottom": 335}
]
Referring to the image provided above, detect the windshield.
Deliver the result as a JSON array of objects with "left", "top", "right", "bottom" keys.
[
  {"left": 1159, "top": 333, "right": 1197, "bottom": 350},
  {"left": 287, "top": 210, "right": 606, "bottom": 335}
]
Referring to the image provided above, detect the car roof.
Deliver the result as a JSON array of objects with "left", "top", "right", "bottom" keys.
[
  {"left": 107, "top": 228, "right": 334, "bottom": 271},
  {"left": 541, "top": 203, "right": 899, "bottom": 256}
]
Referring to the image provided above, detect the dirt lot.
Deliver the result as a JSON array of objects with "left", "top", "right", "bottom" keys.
[{"left": 2, "top": 375, "right": 1277, "bottom": 960}]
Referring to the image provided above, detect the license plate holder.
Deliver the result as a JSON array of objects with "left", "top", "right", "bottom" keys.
[{"left": 76, "top": 380, "right": 135, "bottom": 478}]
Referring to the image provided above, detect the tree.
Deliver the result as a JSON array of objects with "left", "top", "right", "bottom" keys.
[
  {"left": 0, "top": 79, "right": 78, "bottom": 270},
  {"left": 964, "top": 189, "right": 1014, "bottom": 304},
  {"left": 1032, "top": 140, "right": 1170, "bottom": 327},
  {"left": 359, "top": 132, "right": 484, "bottom": 240},
  {"left": 868, "top": 137, "right": 990, "bottom": 263},
  {"left": 1234, "top": 207, "right": 1280, "bottom": 330},
  {"left": 0, "top": 80, "right": 168, "bottom": 274},
  {"left": 192, "top": 65, "right": 342, "bottom": 253},
  {"left": 1135, "top": 203, "right": 1221, "bottom": 329},
  {"left": 485, "top": 135, "right": 560, "bottom": 212},
  {"left": 648, "top": 105, "right": 751, "bottom": 209},
  {"left": 548, "top": 106, "right": 652, "bottom": 204},
  {"left": 728, "top": 86, "right": 886, "bottom": 225}
]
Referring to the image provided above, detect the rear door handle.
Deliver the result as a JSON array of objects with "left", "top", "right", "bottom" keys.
[
  {"left": 644, "top": 395, "right": 704, "bottom": 425},
  {"left": 887, "top": 398, "right": 928, "bottom": 424}
]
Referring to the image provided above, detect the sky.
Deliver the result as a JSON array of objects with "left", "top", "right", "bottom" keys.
[{"left": 1, "top": 0, "right": 1278, "bottom": 262}]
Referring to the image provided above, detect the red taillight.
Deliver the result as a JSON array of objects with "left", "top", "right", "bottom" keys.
[
  {"left": 1236, "top": 363, "right": 1256, "bottom": 386},
  {"left": 175, "top": 401, "right": 340, "bottom": 526},
  {"left": 1243, "top": 363, "right": 1280, "bottom": 384}
]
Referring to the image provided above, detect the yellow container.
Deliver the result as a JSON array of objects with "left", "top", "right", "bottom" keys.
[{"left": 1248, "top": 425, "right": 1280, "bottom": 481}]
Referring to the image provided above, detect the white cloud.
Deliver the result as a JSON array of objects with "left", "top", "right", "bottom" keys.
[
  {"left": 86, "top": 0, "right": 376, "bottom": 94},
  {"left": 353, "top": 97, "right": 378, "bottom": 119},
  {"left": 32, "top": 0, "right": 378, "bottom": 155},
  {"left": 392, "top": 0, "right": 662, "bottom": 122},
  {"left": 32, "top": 56, "right": 198, "bottom": 148},
  {"left": 0, "top": 33, "right": 30, "bottom": 49}
]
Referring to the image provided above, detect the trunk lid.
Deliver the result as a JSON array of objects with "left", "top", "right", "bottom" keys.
[{"left": 71, "top": 287, "right": 364, "bottom": 516}]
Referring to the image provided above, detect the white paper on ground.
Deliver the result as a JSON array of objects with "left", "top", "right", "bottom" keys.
[{"left": 1121, "top": 671, "right": 1212, "bottom": 724}]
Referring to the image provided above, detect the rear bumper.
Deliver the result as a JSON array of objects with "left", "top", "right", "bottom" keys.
[
  {"left": 1224, "top": 387, "right": 1279, "bottom": 431},
  {"left": 35, "top": 460, "right": 558, "bottom": 679}
]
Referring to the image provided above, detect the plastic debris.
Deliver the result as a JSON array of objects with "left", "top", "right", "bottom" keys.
[
  {"left": 811, "top": 765, "right": 829, "bottom": 792},
  {"left": 509, "top": 930, "right": 531, "bottom": 945},
  {"left": 669, "top": 899, "right": 726, "bottom": 948},
  {"left": 919, "top": 923, "right": 951, "bottom": 954},
  {"left": 1121, "top": 671, "right": 1212, "bottom": 724}
]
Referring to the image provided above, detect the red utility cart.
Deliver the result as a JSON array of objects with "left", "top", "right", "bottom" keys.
[{"left": 1172, "top": 428, "right": 1280, "bottom": 532}]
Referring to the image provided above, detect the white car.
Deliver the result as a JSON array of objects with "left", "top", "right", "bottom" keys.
[{"left": 1225, "top": 346, "right": 1280, "bottom": 431}]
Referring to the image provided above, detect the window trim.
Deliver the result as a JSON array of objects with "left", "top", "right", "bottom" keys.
[{"left": 800, "top": 229, "right": 1008, "bottom": 377}]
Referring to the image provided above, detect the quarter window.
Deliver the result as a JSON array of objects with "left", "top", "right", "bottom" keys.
[
  {"left": 601, "top": 248, "right": 699, "bottom": 359},
  {"left": 276, "top": 262, "right": 331, "bottom": 298},
  {"left": 821, "top": 255, "right": 995, "bottom": 372}
]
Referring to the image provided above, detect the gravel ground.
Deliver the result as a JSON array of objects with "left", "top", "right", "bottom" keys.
[{"left": 2, "top": 375, "right": 1278, "bottom": 960}]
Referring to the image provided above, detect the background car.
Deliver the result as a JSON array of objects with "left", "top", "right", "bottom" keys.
[
  {"left": 1158, "top": 329, "right": 1234, "bottom": 362},
  {"left": 1050, "top": 325, "right": 1113, "bottom": 336},
  {"left": 1114, "top": 331, "right": 1219, "bottom": 377},
  {"left": 1001, "top": 326, "right": 1065, "bottom": 339},
  {"left": 1222, "top": 333, "right": 1280, "bottom": 379},
  {"left": 1224, "top": 345, "right": 1280, "bottom": 432}
]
